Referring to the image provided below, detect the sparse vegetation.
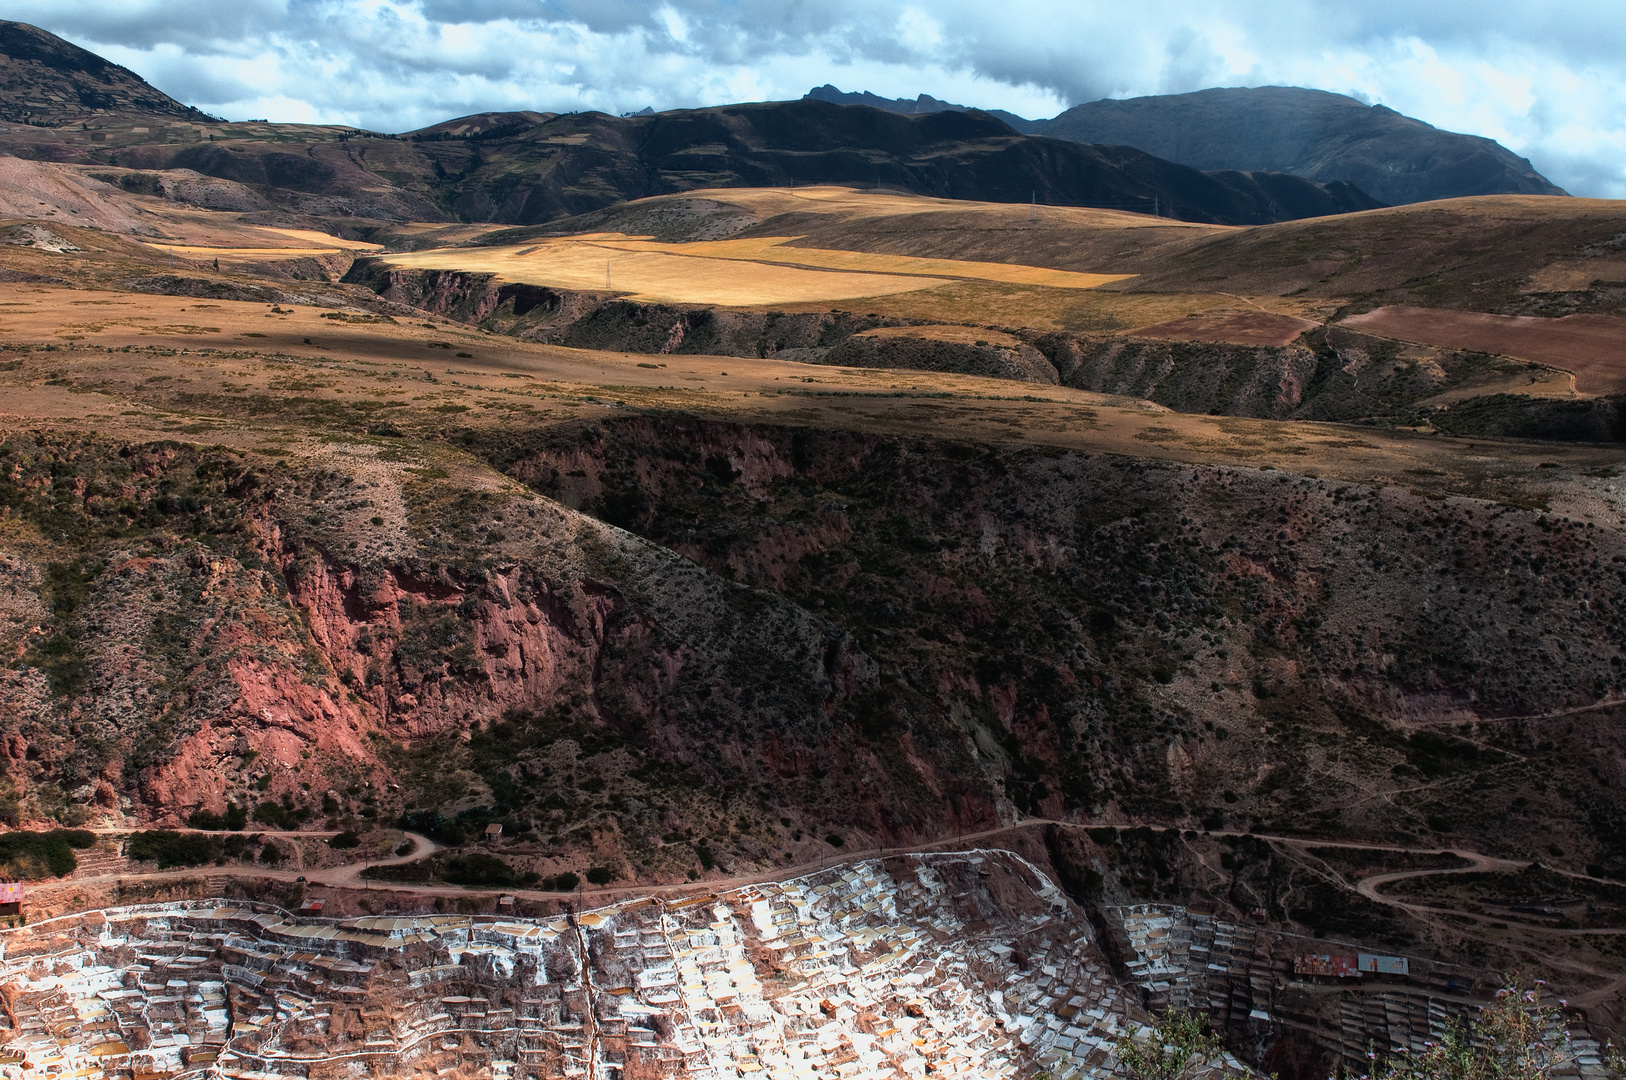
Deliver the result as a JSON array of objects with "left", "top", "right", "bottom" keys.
[
  {"left": 1115, "top": 1011, "right": 1231, "bottom": 1080},
  {"left": 1370, "top": 981, "right": 1577, "bottom": 1080}
]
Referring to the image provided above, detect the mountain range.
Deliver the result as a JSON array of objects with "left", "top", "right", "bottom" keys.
[
  {"left": 807, "top": 83, "right": 1566, "bottom": 206},
  {"left": 0, "top": 21, "right": 1375, "bottom": 228}
]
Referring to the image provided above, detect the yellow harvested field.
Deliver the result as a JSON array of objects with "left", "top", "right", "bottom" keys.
[
  {"left": 253, "top": 227, "right": 384, "bottom": 250},
  {"left": 678, "top": 185, "right": 1211, "bottom": 232},
  {"left": 379, "top": 231, "right": 1130, "bottom": 306},
  {"left": 381, "top": 236, "right": 950, "bottom": 305},
  {"left": 142, "top": 244, "right": 360, "bottom": 258},
  {"left": 596, "top": 236, "right": 1134, "bottom": 289},
  {"left": 143, "top": 226, "right": 382, "bottom": 259}
]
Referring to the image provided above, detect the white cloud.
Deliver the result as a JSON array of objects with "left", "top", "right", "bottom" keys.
[{"left": 9, "top": 0, "right": 1626, "bottom": 196}]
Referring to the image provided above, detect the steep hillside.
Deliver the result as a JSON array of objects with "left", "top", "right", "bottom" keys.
[
  {"left": 1039, "top": 87, "right": 1566, "bottom": 206},
  {"left": 0, "top": 20, "right": 209, "bottom": 126},
  {"left": 4, "top": 408, "right": 1624, "bottom": 889}
]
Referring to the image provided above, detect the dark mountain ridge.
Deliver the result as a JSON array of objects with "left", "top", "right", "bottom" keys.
[
  {"left": 805, "top": 83, "right": 1043, "bottom": 133},
  {"left": 1041, "top": 86, "right": 1566, "bottom": 206},
  {"left": 811, "top": 82, "right": 1567, "bottom": 206},
  {"left": 0, "top": 21, "right": 1376, "bottom": 227}
]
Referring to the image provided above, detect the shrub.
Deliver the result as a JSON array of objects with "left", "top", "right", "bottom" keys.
[
  {"left": 550, "top": 871, "right": 580, "bottom": 891},
  {"left": 361, "top": 857, "right": 435, "bottom": 883},
  {"left": 397, "top": 806, "right": 500, "bottom": 846},
  {"left": 441, "top": 853, "right": 516, "bottom": 887},
  {"left": 825, "top": 833, "right": 845, "bottom": 848},
  {"left": 127, "top": 830, "right": 221, "bottom": 868},
  {"left": 254, "top": 801, "right": 298, "bottom": 830},
  {"left": 585, "top": 866, "right": 614, "bottom": 885},
  {"left": 1116, "top": 1010, "right": 1225, "bottom": 1080},
  {"left": 1372, "top": 980, "right": 1580, "bottom": 1080},
  {"left": 258, "top": 840, "right": 286, "bottom": 864},
  {"left": 187, "top": 804, "right": 248, "bottom": 831},
  {"left": 327, "top": 830, "right": 361, "bottom": 850},
  {"left": 0, "top": 828, "right": 95, "bottom": 878}
]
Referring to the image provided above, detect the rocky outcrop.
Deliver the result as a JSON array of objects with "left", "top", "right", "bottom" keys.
[
  {"left": 0, "top": 431, "right": 903, "bottom": 855},
  {"left": 343, "top": 258, "right": 915, "bottom": 359}
]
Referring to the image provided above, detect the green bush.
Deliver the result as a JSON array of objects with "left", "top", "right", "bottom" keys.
[
  {"left": 1372, "top": 981, "right": 1583, "bottom": 1080},
  {"left": 127, "top": 830, "right": 221, "bottom": 868},
  {"left": 441, "top": 853, "right": 516, "bottom": 887},
  {"left": 361, "top": 857, "right": 434, "bottom": 883},
  {"left": 187, "top": 804, "right": 248, "bottom": 831},
  {"left": 397, "top": 806, "right": 501, "bottom": 846},
  {"left": 1116, "top": 1010, "right": 1224, "bottom": 1080},
  {"left": 585, "top": 866, "right": 614, "bottom": 885},
  {"left": 549, "top": 871, "right": 580, "bottom": 891},
  {"left": 0, "top": 829, "right": 95, "bottom": 878},
  {"left": 254, "top": 801, "right": 298, "bottom": 830},
  {"left": 327, "top": 830, "right": 361, "bottom": 849}
]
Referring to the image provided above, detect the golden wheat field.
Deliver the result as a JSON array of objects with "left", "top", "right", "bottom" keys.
[{"left": 374, "top": 230, "right": 1132, "bottom": 306}]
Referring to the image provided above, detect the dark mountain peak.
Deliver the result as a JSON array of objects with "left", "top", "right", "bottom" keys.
[
  {"left": 1038, "top": 85, "right": 1564, "bottom": 205},
  {"left": 805, "top": 84, "right": 1042, "bottom": 134},
  {"left": 807, "top": 84, "right": 966, "bottom": 115},
  {"left": 0, "top": 20, "right": 208, "bottom": 125},
  {"left": 697, "top": 96, "right": 1019, "bottom": 145}
]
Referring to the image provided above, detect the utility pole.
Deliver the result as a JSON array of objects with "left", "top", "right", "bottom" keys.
[{"left": 1029, "top": 190, "right": 1036, "bottom": 223}]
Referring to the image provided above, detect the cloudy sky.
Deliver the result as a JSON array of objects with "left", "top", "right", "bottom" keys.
[{"left": 14, "top": 0, "right": 1626, "bottom": 197}]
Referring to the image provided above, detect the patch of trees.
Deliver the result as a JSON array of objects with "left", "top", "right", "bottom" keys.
[
  {"left": 126, "top": 829, "right": 269, "bottom": 868},
  {"left": 0, "top": 828, "right": 95, "bottom": 879},
  {"left": 187, "top": 804, "right": 248, "bottom": 830}
]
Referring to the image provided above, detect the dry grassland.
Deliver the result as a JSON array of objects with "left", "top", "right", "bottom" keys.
[
  {"left": 1524, "top": 258, "right": 1626, "bottom": 292},
  {"left": 681, "top": 185, "right": 1223, "bottom": 237},
  {"left": 1130, "top": 309, "right": 1321, "bottom": 346},
  {"left": 769, "top": 279, "right": 1232, "bottom": 333},
  {"left": 855, "top": 325, "right": 1029, "bottom": 346},
  {"left": 1, "top": 286, "right": 1619, "bottom": 520}
]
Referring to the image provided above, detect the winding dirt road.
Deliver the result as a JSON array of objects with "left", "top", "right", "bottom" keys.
[
  {"left": 42, "top": 817, "right": 1617, "bottom": 912},
  {"left": 29, "top": 817, "right": 1626, "bottom": 1009}
]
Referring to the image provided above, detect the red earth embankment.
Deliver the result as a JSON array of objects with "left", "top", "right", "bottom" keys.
[{"left": 1342, "top": 306, "right": 1626, "bottom": 394}]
